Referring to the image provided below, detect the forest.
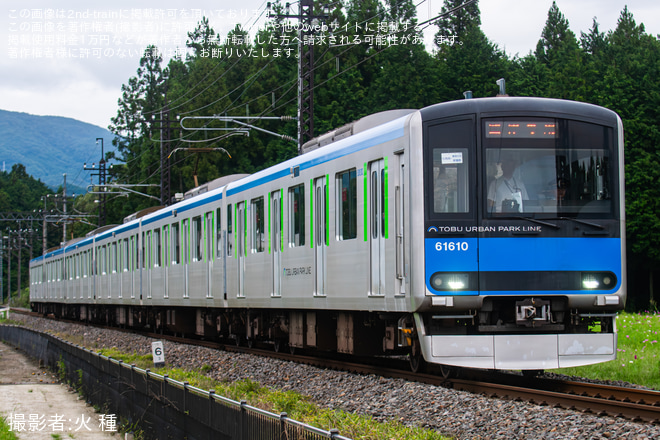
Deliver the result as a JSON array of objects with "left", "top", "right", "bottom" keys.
[{"left": 2, "top": 1, "right": 659, "bottom": 309}]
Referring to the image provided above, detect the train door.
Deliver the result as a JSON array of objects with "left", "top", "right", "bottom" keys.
[
  {"left": 100, "top": 245, "right": 108, "bottom": 299},
  {"left": 214, "top": 207, "right": 223, "bottom": 299},
  {"left": 313, "top": 176, "right": 328, "bottom": 296},
  {"left": 394, "top": 152, "right": 406, "bottom": 295},
  {"left": 163, "top": 227, "right": 169, "bottom": 299},
  {"left": 182, "top": 218, "right": 190, "bottom": 298},
  {"left": 271, "top": 190, "right": 282, "bottom": 297},
  {"left": 145, "top": 231, "right": 152, "bottom": 299},
  {"left": 237, "top": 202, "right": 246, "bottom": 297},
  {"left": 368, "top": 159, "right": 386, "bottom": 296},
  {"left": 206, "top": 211, "right": 213, "bottom": 298},
  {"left": 130, "top": 234, "right": 137, "bottom": 299},
  {"left": 140, "top": 231, "right": 146, "bottom": 300},
  {"left": 225, "top": 204, "right": 232, "bottom": 299}
]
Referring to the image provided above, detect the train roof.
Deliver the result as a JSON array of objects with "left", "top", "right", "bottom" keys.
[
  {"left": 31, "top": 110, "right": 413, "bottom": 265},
  {"left": 420, "top": 96, "right": 620, "bottom": 125}
]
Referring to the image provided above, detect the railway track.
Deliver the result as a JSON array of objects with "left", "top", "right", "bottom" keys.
[
  {"left": 150, "top": 329, "right": 660, "bottom": 424},
  {"left": 450, "top": 376, "right": 660, "bottom": 423},
  {"left": 103, "top": 325, "right": 660, "bottom": 424},
  {"left": 10, "top": 308, "right": 660, "bottom": 424}
]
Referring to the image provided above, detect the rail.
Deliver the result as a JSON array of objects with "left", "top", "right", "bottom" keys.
[{"left": 449, "top": 376, "right": 660, "bottom": 423}]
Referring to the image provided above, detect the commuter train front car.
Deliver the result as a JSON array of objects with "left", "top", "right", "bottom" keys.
[
  {"left": 416, "top": 98, "right": 625, "bottom": 370},
  {"left": 29, "top": 97, "right": 625, "bottom": 373}
]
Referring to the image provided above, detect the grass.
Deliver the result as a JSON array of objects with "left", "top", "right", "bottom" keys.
[
  {"left": 92, "top": 351, "right": 448, "bottom": 439},
  {"left": 551, "top": 311, "right": 660, "bottom": 389},
  {"left": 97, "top": 347, "right": 154, "bottom": 367},
  {"left": 0, "top": 416, "right": 19, "bottom": 440}
]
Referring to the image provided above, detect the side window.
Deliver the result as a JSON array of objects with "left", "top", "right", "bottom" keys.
[
  {"left": 315, "top": 178, "right": 328, "bottom": 246},
  {"left": 288, "top": 184, "right": 305, "bottom": 247},
  {"left": 146, "top": 232, "right": 152, "bottom": 269},
  {"left": 336, "top": 168, "right": 357, "bottom": 240},
  {"left": 123, "top": 238, "right": 129, "bottom": 271},
  {"left": 193, "top": 215, "right": 203, "bottom": 261},
  {"left": 432, "top": 148, "right": 469, "bottom": 213},
  {"left": 216, "top": 207, "right": 222, "bottom": 259},
  {"left": 172, "top": 223, "right": 181, "bottom": 264},
  {"left": 141, "top": 232, "right": 146, "bottom": 269},
  {"left": 154, "top": 228, "right": 161, "bottom": 267},
  {"left": 112, "top": 241, "right": 118, "bottom": 273},
  {"left": 227, "top": 204, "right": 233, "bottom": 257},
  {"left": 251, "top": 197, "right": 265, "bottom": 253},
  {"left": 182, "top": 219, "right": 190, "bottom": 264},
  {"left": 133, "top": 235, "right": 139, "bottom": 271},
  {"left": 206, "top": 212, "right": 213, "bottom": 263},
  {"left": 162, "top": 227, "right": 169, "bottom": 267},
  {"left": 425, "top": 119, "right": 474, "bottom": 219},
  {"left": 101, "top": 245, "right": 107, "bottom": 275},
  {"left": 116, "top": 242, "right": 121, "bottom": 273}
]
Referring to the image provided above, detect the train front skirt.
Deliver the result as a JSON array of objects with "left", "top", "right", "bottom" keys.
[{"left": 415, "top": 314, "right": 617, "bottom": 370}]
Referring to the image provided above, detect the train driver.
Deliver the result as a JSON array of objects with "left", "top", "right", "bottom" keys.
[{"left": 487, "top": 155, "right": 529, "bottom": 213}]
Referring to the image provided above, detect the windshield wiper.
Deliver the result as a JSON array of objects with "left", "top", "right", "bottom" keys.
[
  {"left": 555, "top": 217, "right": 605, "bottom": 230},
  {"left": 490, "top": 215, "right": 560, "bottom": 229},
  {"left": 519, "top": 217, "right": 560, "bottom": 229}
]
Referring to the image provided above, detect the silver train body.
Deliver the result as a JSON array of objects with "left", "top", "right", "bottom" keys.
[{"left": 30, "top": 97, "right": 626, "bottom": 371}]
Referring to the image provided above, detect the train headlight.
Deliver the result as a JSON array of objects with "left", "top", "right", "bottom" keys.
[
  {"left": 448, "top": 279, "right": 465, "bottom": 290},
  {"left": 582, "top": 275, "right": 599, "bottom": 289},
  {"left": 430, "top": 273, "right": 470, "bottom": 291},
  {"left": 582, "top": 272, "right": 617, "bottom": 290}
]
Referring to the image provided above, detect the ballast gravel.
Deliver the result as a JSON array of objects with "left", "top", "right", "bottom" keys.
[{"left": 10, "top": 313, "right": 660, "bottom": 439}]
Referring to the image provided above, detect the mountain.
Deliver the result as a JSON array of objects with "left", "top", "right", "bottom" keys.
[{"left": 0, "top": 109, "right": 114, "bottom": 192}]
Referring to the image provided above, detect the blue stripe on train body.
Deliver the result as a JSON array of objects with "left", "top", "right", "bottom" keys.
[{"left": 424, "top": 237, "right": 622, "bottom": 295}]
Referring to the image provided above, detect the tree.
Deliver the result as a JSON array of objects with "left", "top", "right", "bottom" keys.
[
  {"left": 594, "top": 7, "right": 660, "bottom": 307},
  {"left": 532, "top": 1, "right": 586, "bottom": 100},
  {"left": 186, "top": 16, "right": 220, "bottom": 58},
  {"left": 580, "top": 18, "right": 607, "bottom": 57},
  {"left": 366, "top": 0, "right": 443, "bottom": 110},
  {"left": 434, "top": 0, "right": 509, "bottom": 100},
  {"left": 434, "top": 0, "right": 481, "bottom": 40},
  {"left": 107, "top": 45, "right": 167, "bottom": 220},
  {"left": 0, "top": 164, "right": 53, "bottom": 292}
]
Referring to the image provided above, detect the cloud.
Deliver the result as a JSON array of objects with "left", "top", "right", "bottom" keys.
[{"left": 0, "top": 57, "right": 122, "bottom": 128}]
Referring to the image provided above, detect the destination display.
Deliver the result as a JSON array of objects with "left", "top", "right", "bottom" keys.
[{"left": 485, "top": 121, "right": 557, "bottom": 138}]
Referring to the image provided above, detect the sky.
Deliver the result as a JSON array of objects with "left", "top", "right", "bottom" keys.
[{"left": 1, "top": 0, "right": 659, "bottom": 131}]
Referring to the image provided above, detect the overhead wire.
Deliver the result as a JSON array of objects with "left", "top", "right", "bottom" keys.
[
  {"left": 113, "top": 0, "right": 472, "bottom": 191},
  {"left": 141, "top": 2, "right": 271, "bottom": 119},
  {"left": 219, "top": 0, "right": 417, "bottom": 118},
  {"left": 262, "top": 0, "right": 475, "bottom": 118},
  {"left": 163, "top": 0, "right": 450, "bottom": 143},
  {"left": 135, "top": 0, "right": 412, "bottom": 131}
]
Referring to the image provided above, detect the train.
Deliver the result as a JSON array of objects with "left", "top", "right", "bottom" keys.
[{"left": 30, "top": 95, "right": 626, "bottom": 373}]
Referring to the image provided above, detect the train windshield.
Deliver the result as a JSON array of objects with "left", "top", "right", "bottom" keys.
[{"left": 483, "top": 118, "right": 615, "bottom": 217}]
